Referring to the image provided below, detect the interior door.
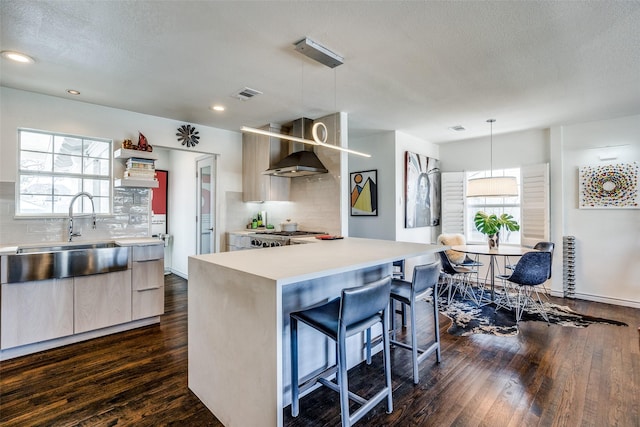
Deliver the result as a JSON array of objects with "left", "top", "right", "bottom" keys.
[{"left": 196, "top": 156, "right": 216, "bottom": 254}]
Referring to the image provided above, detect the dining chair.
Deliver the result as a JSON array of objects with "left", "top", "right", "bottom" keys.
[
  {"left": 495, "top": 251, "right": 552, "bottom": 322},
  {"left": 437, "top": 251, "right": 481, "bottom": 305},
  {"left": 505, "top": 241, "right": 554, "bottom": 297},
  {"left": 389, "top": 261, "right": 441, "bottom": 384}
]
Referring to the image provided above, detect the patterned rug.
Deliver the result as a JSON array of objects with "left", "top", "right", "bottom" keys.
[{"left": 432, "top": 293, "right": 628, "bottom": 337}]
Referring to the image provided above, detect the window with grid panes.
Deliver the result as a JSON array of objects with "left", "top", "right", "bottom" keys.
[{"left": 17, "top": 129, "right": 112, "bottom": 216}]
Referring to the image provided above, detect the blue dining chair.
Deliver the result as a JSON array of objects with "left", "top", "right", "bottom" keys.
[{"left": 495, "top": 251, "right": 552, "bottom": 322}]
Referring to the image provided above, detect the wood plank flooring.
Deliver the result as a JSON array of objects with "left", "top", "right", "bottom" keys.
[{"left": 1, "top": 274, "right": 638, "bottom": 426}]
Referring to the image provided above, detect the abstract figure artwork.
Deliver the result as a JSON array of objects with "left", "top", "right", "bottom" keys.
[
  {"left": 350, "top": 170, "right": 377, "bottom": 216},
  {"left": 405, "top": 151, "right": 440, "bottom": 228},
  {"left": 579, "top": 162, "right": 638, "bottom": 209}
]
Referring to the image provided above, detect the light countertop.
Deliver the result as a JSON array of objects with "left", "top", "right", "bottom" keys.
[{"left": 191, "top": 237, "right": 442, "bottom": 285}]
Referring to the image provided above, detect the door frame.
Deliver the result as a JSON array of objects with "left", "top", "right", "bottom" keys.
[{"left": 196, "top": 155, "right": 217, "bottom": 255}]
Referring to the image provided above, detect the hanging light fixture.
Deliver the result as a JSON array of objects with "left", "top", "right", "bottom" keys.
[
  {"left": 242, "top": 36, "right": 370, "bottom": 158},
  {"left": 466, "top": 119, "right": 518, "bottom": 197}
]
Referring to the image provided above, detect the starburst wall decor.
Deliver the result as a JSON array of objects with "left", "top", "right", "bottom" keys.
[{"left": 579, "top": 162, "right": 638, "bottom": 209}]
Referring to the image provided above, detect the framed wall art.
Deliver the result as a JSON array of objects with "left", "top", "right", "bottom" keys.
[
  {"left": 350, "top": 170, "right": 378, "bottom": 216},
  {"left": 405, "top": 151, "right": 441, "bottom": 227},
  {"left": 579, "top": 161, "right": 638, "bottom": 209}
]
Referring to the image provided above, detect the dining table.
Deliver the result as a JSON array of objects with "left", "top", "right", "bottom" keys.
[{"left": 450, "top": 244, "right": 534, "bottom": 302}]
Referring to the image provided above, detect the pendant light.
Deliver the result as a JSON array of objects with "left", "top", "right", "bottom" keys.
[
  {"left": 466, "top": 119, "right": 518, "bottom": 197},
  {"left": 242, "top": 37, "right": 370, "bottom": 158}
]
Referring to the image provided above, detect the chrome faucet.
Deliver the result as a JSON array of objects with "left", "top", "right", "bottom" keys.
[{"left": 68, "top": 191, "right": 97, "bottom": 242}]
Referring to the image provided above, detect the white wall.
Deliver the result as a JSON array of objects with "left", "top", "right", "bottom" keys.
[
  {"left": 0, "top": 87, "right": 242, "bottom": 277},
  {"left": 348, "top": 131, "right": 396, "bottom": 240},
  {"left": 439, "top": 117, "right": 640, "bottom": 307},
  {"left": 552, "top": 114, "right": 640, "bottom": 307}
]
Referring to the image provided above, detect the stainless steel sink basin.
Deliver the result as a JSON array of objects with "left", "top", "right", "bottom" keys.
[
  {"left": 16, "top": 242, "right": 118, "bottom": 254},
  {"left": 2, "top": 242, "right": 130, "bottom": 284}
]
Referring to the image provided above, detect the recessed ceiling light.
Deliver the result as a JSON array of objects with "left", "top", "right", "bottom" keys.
[
  {"left": 67, "top": 89, "right": 81, "bottom": 95},
  {"left": 1, "top": 50, "right": 35, "bottom": 64},
  {"left": 448, "top": 125, "right": 466, "bottom": 132},
  {"left": 211, "top": 105, "right": 225, "bottom": 112}
]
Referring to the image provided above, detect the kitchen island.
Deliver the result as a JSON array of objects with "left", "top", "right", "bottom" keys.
[{"left": 188, "top": 237, "right": 442, "bottom": 427}]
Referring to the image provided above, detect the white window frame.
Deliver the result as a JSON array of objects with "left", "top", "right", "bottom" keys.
[{"left": 16, "top": 128, "right": 113, "bottom": 217}]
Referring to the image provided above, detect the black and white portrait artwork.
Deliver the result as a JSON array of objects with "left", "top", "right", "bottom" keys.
[{"left": 405, "top": 151, "right": 440, "bottom": 228}]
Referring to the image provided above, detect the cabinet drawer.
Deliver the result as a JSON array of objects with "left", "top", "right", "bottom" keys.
[
  {"left": 133, "top": 244, "right": 164, "bottom": 262},
  {"left": 132, "top": 287, "right": 164, "bottom": 320},
  {"left": 132, "top": 259, "right": 164, "bottom": 291}
]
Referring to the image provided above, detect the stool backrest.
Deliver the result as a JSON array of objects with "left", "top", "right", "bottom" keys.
[
  {"left": 340, "top": 276, "right": 391, "bottom": 327},
  {"left": 412, "top": 261, "right": 441, "bottom": 296},
  {"left": 508, "top": 251, "right": 551, "bottom": 287}
]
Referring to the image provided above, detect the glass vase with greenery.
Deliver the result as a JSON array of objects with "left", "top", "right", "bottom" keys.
[{"left": 473, "top": 211, "right": 520, "bottom": 248}]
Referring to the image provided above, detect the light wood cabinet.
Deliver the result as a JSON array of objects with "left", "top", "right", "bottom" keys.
[
  {"left": 74, "top": 270, "right": 132, "bottom": 333},
  {"left": 242, "top": 124, "right": 290, "bottom": 202},
  {"left": 1, "top": 278, "right": 74, "bottom": 349},
  {"left": 131, "top": 245, "right": 164, "bottom": 320}
]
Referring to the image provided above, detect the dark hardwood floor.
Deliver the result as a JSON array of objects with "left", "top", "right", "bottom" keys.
[{"left": 1, "top": 274, "right": 638, "bottom": 426}]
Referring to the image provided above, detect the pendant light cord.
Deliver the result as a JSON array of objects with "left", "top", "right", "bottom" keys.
[{"left": 487, "top": 118, "right": 495, "bottom": 178}]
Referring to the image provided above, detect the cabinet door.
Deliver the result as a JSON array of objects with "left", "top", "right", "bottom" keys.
[
  {"left": 132, "top": 259, "right": 164, "bottom": 319},
  {"left": 1, "top": 278, "right": 74, "bottom": 349},
  {"left": 74, "top": 270, "right": 132, "bottom": 333},
  {"left": 242, "top": 127, "right": 290, "bottom": 202}
]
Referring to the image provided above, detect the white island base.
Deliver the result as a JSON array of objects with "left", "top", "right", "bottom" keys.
[{"left": 188, "top": 237, "right": 442, "bottom": 427}]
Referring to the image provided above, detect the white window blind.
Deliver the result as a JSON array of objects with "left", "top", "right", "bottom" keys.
[
  {"left": 520, "top": 163, "right": 550, "bottom": 247},
  {"left": 440, "top": 172, "right": 465, "bottom": 235}
]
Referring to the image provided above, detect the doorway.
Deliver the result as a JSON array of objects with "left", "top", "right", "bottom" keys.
[{"left": 196, "top": 155, "right": 216, "bottom": 255}]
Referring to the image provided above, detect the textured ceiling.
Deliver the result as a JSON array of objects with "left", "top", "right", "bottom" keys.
[{"left": 1, "top": 1, "right": 639, "bottom": 143}]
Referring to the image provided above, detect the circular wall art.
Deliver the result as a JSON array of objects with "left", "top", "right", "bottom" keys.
[
  {"left": 176, "top": 124, "right": 200, "bottom": 147},
  {"left": 579, "top": 162, "right": 638, "bottom": 209}
]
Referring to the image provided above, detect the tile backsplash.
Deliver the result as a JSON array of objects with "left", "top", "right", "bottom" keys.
[{"left": 0, "top": 181, "right": 150, "bottom": 245}]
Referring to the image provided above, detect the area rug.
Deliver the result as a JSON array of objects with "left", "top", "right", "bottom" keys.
[{"left": 431, "top": 293, "right": 628, "bottom": 337}]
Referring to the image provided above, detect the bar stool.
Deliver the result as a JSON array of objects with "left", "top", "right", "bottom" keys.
[
  {"left": 290, "top": 276, "right": 393, "bottom": 427},
  {"left": 389, "top": 261, "right": 441, "bottom": 384}
]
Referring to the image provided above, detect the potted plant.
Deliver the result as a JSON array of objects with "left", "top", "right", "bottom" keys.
[{"left": 473, "top": 211, "right": 520, "bottom": 249}]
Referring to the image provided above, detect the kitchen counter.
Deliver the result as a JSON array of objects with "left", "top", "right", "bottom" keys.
[
  {"left": 188, "top": 237, "right": 442, "bottom": 427},
  {"left": 0, "top": 238, "right": 162, "bottom": 255}
]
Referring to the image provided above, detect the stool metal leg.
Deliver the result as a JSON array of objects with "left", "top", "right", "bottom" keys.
[
  {"left": 290, "top": 317, "right": 299, "bottom": 417},
  {"left": 338, "top": 328, "right": 350, "bottom": 427}
]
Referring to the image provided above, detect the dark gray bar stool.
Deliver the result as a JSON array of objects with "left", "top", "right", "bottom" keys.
[
  {"left": 389, "top": 261, "right": 442, "bottom": 384},
  {"left": 290, "top": 276, "right": 393, "bottom": 427}
]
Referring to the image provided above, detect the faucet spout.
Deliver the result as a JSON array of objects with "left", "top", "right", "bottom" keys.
[{"left": 68, "top": 192, "right": 97, "bottom": 242}]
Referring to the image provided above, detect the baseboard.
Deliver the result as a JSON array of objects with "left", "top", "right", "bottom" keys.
[
  {"left": 565, "top": 292, "right": 640, "bottom": 309},
  {"left": 168, "top": 268, "right": 188, "bottom": 280}
]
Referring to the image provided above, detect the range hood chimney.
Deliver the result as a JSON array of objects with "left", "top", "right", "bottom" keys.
[{"left": 263, "top": 118, "right": 329, "bottom": 177}]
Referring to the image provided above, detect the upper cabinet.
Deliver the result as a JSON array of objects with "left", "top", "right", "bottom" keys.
[
  {"left": 242, "top": 124, "right": 290, "bottom": 202},
  {"left": 114, "top": 148, "right": 159, "bottom": 188}
]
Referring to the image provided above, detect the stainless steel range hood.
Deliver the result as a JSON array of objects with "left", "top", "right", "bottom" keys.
[{"left": 263, "top": 118, "right": 329, "bottom": 178}]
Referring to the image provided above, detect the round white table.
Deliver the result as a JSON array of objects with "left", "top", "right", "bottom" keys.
[{"left": 450, "top": 244, "right": 534, "bottom": 301}]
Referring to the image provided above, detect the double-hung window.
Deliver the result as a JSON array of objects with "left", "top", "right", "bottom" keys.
[{"left": 17, "top": 129, "right": 112, "bottom": 216}]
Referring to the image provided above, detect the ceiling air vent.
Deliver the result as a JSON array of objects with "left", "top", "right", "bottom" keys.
[
  {"left": 448, "top": 125, "right": 466, "bottom": 132},
  {"left": 233, "top": 87, "right": 263, "bottom": 101}
]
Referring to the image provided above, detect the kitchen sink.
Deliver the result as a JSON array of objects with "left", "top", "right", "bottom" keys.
[
  {"left": 15, "top": 242, "right": 118, "bottom": 254},
  {"left": 2, "top": 242, "right": 130, "bottom": 284}
]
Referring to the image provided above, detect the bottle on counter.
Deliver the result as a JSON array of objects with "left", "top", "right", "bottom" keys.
[
  {"left": 251, "top": 216, "right": 258, "bottom": 229},
  {"left": 257, "top": 212, "right": 262, "bottom": 227}
]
